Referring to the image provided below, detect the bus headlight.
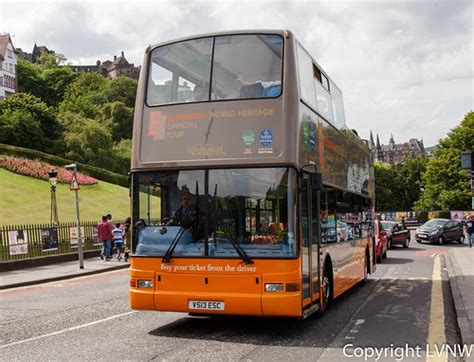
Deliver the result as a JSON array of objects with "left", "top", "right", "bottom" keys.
[
  {"left": 265, "top": 283, "right": 284, "bottom": 292},
  {"left": 138, "top": 280, "right": 153, "bottom": 288}
]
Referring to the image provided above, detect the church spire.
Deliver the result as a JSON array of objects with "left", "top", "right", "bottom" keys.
[{"left": 369, "top": 130, "right": 375, "bottom": 148}]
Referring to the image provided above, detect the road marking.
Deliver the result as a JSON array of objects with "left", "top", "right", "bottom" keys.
[
  {"left": 426, "top": 255, "right": 447, "bottom": 362},
  {"left": 0, "top": 311, "right": 136, "bottom": 349}
]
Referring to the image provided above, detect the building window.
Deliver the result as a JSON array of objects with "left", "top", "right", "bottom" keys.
[
  {"left": 0, "top": 77, "right": 3, "bottom": 86},
  {"left": 7, "top": 49, "right": 13, "bottom": 58}
]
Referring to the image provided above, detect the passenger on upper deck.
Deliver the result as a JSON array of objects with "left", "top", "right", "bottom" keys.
[{"left": 193, "top": 84, "right": 206, "bottom": 101}]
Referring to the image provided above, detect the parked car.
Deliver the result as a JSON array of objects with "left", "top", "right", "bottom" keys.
[
  {"left": 415, "top": 218, "right": 465, "bottom": 244},
  {"left": 381, "top": 221, "right": 410, "bottom": 249},
  {"left": 375, "top": 219, "right": 388, "bottom": 262}
]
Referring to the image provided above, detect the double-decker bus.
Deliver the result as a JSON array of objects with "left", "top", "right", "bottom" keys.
[{"left": 129, "top": 30, "right": 375, "bottom": 318}]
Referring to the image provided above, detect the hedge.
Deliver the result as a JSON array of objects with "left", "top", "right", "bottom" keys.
[{"left": 0, "top": 144, "right": 129, "bottom": 188}]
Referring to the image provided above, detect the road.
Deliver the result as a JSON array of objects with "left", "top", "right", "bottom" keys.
[{"left": 0, "top": 237, "right": 468, "bottom": 361}]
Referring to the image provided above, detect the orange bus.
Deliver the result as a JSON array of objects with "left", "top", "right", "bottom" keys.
[{"left": 129, "top": 30, "right": 375, "bottom": 318}]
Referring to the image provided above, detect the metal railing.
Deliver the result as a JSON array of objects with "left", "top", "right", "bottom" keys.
[{"left": 0, "top": 221, "right": 121, "bottom": 262}]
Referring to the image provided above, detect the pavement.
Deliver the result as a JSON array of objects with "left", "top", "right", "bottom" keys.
[
  {"left": 0, "top": 256, "right": 129, "bottom": 290},
  {"left": 446, "top": 242, "right": 474, "bottom": 346}
]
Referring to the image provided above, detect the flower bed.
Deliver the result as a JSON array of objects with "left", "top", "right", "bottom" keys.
[{"left": 0, "top": 156, "right": 98, "bottom": 185}]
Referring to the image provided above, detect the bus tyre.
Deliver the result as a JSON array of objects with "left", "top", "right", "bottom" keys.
[{"left": 318, "top": 264, "right": 333, "bottom": 316}]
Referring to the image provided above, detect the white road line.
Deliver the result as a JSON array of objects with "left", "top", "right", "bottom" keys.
[
  {"left": 426, "top": 255, "right": 447, "bottom": 362},
  {"left": 0, "top": 311, "right": 136, "bottom": 349}
]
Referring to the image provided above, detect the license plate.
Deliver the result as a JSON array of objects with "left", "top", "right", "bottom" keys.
[
  {"left": 188, "top": 300, "right": 224, "bottom": 311},
  {"left": 418, "top": 234, "right": 427, "bottom": 239}
]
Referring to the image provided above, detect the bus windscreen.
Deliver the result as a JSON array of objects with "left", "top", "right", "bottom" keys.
[
  {"left": 134, "top": 167, "right": 297, "bottom": 259},
  {"left": 147, "top": 34, "right": 283, "bottom": 106}
]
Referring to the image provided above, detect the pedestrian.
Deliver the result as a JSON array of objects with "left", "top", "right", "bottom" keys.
[
  {"left": 465, "top": 216, "right": 474, "bottom": 248},
  {"left": 124, "top": 217, "right": 131, "bottom": 262},
  {"left": 401, "top": 216, "right": 407, "bottom": 230},
  {"left": 98, "top": 215, "right": 113, "bottom": 260},
  {"left": 112, "top": 223, "right": 124, "bottom": 260},
  {"left": 106, "top": 213, "right": 115, "bottom": 256}
]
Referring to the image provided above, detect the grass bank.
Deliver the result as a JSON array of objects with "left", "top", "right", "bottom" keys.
[{"left": 0, "top": 168, "right": 130, "bottom": 225}]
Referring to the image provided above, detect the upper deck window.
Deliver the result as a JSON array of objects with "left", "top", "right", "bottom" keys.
[{"left": 146, "top": 34, "right": 283, "bottom": 106}]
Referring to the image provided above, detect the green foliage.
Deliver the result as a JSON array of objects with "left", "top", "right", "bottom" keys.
[
  {"left": 0, "top": 109, "right": 46, "bottom": 150},
  {"left": 106, "top": 76, "right": 138, "bottom": 107},
  {"left": 0, "top": 93, "right": 61, "bottom": 151},
  {"left": 36, "top": 52, "right": 67, "bottom": 70},
  {"left": 59, "top": 72, "right": 108, "bottom": 118},
  {"left": 16, "top": 60, "right": 45, "bottom": 100},
  {"left": 63, "top": 117, "right": 113, "bottom": 168},
  {"left": 111, "top": 139, "right": 132, "bottom": 174},
  {"left": 374, "top": 157, "right": 427, "bottom": 211},
  {"left": 0, "top": 143, "right": 128, "bottom": 187},
  {"left": 416, "top": 112, "right": 474, "bottom": 210},
  {"left": 42, "top": 66, "right": 78, "bottom": 106},
  {"left": 103, "top": 101, "right": 134, "bottom": 141}
]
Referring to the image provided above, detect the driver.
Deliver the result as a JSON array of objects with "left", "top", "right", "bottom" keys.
[{"left": 171, "top": 191, "right": 196, "bottom": 230}]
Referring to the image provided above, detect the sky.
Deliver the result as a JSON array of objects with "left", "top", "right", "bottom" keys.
[{"left": 1, "top": 0, "right": 472, "bottom": 147}]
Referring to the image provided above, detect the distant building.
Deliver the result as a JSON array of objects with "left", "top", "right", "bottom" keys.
[
  {"left": 0, "top": 33, "right": 18, "bottom": 100},
  {"left": 369, "top": 131, "right": 425, "bottom": 164},
  {"left": 70, "top": 51, "right": 140, "bottom": 80},
  {"left": 16, "top": 43, "right": 53, "bottom": 63}
]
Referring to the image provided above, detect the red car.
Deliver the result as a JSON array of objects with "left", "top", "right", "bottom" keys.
[
  {"left": 375, "top": 219, "right": 388, "bottom": 263},
  {"left": 381, "top": 221, "right": 411, "bottom": 249}
]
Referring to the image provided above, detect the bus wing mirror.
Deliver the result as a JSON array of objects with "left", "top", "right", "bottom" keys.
[{"left": 311, "top": 173, "right": 323, "bottom": 191}]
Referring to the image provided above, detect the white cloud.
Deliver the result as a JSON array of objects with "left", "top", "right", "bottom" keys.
[{"left": 1, "top": 0, "right": 472, "bottom": 146}]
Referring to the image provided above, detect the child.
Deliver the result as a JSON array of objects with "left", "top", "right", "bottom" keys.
[{"left": 112, "top": 223, "right": 124, "bottom": 261}]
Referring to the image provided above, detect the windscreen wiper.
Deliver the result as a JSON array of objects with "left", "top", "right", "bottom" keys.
[
  {"left": 162, "top": 226, "right": 187, "bottom": 263},
  {"left": 220, "top": 228, "right": 253, "bottom": 265}
]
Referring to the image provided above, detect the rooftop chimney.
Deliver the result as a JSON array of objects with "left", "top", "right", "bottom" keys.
[
  {"left": 114, "top": 55, "right": 117, "bottom": 61},
  {"left": 121, "top": 51, "right": 124, "bottom": 57}
]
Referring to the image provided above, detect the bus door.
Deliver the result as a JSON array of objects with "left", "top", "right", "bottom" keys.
[{"left": 300, "top": 174, "right": 320, "bottom": 307}]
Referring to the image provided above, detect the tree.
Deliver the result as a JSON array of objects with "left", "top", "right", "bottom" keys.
[
  {"left": 111, "top": 139, "right": 132, "bottom": 174},
  {"left": 102, "top": 101, "right": 134, "bottom": 141},
  {"left": 0, "top": 93, "right": 61, "bottom": 150},
  {"left": 59, "top": 73, "right": 109, "bottom": 118},
  {"left": 16, "top": 60, "right": 45, "bottom": 100},
  {"left": 415, "top": 112, "right": 474, "bottom": 210},
  {"left": 42, "top": 66, "right": 78, "bottom": 107},
  {"left": 106, "top": 76, "right": 138, "bottom": 108},
  {"left": 63, "top": 117, "right": 114, "bottom": 168},
  {"left": 374, "top": 162, "right": 397, "bottom": 211},
  {"left": 36, "top": 52, "right": 67, "bottom": 70},
  {"left": 0, "top": 108, "right": 46, "bottom": 149},
  {"left": 392, "top": 157, "right": 427, "bottom": 210}
]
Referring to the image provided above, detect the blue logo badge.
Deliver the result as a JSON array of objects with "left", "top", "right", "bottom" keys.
[
  {"left": 259, "top": 129, "right": 273, "bottom": 147},
  {"left": 309, "top": 123, "right": 315, "bottom": 151}
]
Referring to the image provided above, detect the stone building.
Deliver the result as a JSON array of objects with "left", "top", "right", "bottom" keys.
[
  {"left": 0, "top": 34, "right": 18, "bottom": 99},
  {"left": 369, "top": 131, "right": 425, "bottom": 164},
  {"left": 71, "top": 51, "right": 140, "bottom": 80},
  {"left": 16, "top": 43, "right": 52, "bottom": 63}
]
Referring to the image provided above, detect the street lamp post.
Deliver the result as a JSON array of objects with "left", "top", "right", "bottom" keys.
[
  {"left": 65, "top": 163, "right": 84, "bottom": 269},
  {"left": 48, "top": 169, "right": 59, "bottom": 224}
]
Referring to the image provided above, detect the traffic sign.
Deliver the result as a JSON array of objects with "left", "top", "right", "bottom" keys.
[{"left": 70, "top": 174, "right": 80, "bottom": 191}]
